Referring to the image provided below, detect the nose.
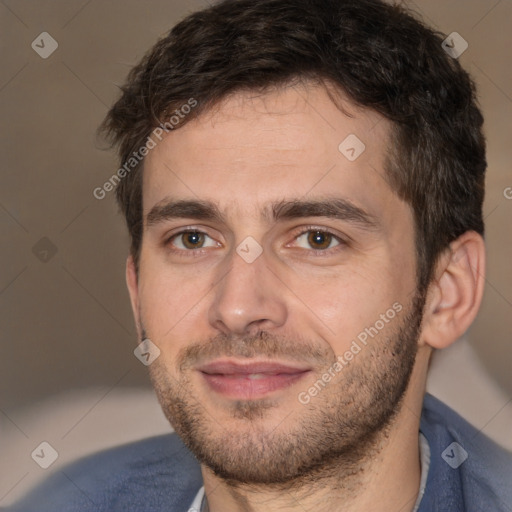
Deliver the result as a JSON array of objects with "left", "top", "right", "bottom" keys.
[{"left": 208, "top": 246, "right": 287, "bottom": 336}]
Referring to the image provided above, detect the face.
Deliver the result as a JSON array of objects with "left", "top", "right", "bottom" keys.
[{"left": 129, "top": 83, "right": 425, "bottom": 484}]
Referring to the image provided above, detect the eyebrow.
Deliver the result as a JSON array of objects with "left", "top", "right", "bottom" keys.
[{"left": 145, "top": 198, "right": 380, "bottom": 231}]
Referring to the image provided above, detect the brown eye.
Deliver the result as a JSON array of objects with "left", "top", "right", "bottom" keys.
[
  {"left": 167, "top": 230, "right": 219, "bottom": 253},
  {"left": 168, "top": 231, "right": 208, "bottom": 250},
  {"left": 181, "top": 231, "right": 205, "bottom": 249},
  {"left": 307, "top": 231, "right": 335, "bottom": 250}
]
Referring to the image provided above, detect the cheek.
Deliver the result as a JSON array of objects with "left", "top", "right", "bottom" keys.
[
  {"left": 286, "top": 257, "right": 410, "bottom": 353},
  {"left": 286, "top": 267, "right": 375, "bottom": 337},
  {"left": 137, "top": 260, "right": 212, "bottom": 343}
]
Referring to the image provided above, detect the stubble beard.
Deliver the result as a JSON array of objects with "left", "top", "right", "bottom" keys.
[{"left": 146, "top": 290, "right": 425, "bottom": 489}]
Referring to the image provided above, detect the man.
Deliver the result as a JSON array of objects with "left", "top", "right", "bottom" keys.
[{"left": 10, "top": 0, "right": 512, "bottom": 510}]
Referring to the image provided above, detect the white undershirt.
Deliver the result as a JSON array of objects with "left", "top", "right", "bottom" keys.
[
  {"left": 187, "top": 433, "right": 430, "bottom": 512},
  {"left": 187, "top": 485, "right": 205, "bottom": 512}
]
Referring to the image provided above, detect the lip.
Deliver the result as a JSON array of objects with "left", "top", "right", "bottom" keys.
[{"left": 197, "top": 359, "right": 312, "bottom": 400}]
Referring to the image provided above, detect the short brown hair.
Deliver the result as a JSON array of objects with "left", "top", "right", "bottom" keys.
[{"left": 99, "top": 0, "right": 486, "bottom": 291}]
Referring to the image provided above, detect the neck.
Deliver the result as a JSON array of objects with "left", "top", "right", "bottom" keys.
[{"left": 201, "top": 349, "right": 430, "bottom": 512}]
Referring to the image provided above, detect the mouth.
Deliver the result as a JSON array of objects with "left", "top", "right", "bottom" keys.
[{"left": 197, "top": 360, "right": 312, "bottom": 400}]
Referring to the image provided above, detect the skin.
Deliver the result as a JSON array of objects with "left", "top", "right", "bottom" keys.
[{"left": 126, "top": 82, "right": 486, "bottom": 512}]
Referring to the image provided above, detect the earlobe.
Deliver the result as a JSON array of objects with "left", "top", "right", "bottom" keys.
[
  {"left": 421, "top": 231, "right": 486, "bottom": 350},
  {"left": 126, "top": 255, "right": 142, "bottom": 339}
]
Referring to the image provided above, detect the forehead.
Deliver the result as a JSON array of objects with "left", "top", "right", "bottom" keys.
[{"left": 142, "top": 83, "right": 405, "bottom": 224}]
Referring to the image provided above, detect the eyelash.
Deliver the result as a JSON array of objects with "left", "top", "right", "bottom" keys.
[
  {"left": 288, "top": 226, "right": 347, "bottom": 255},
  {"left": 164, "top": 225, "right": 348, "bottom": 256}
]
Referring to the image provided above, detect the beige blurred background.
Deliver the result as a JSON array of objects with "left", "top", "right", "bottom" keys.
[{"left": 1, "top": 0, "right": 511, "bottom": 505}]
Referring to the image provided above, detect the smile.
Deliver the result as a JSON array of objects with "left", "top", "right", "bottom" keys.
[{"left": 197, "top": 360, "right": 312, "bottom": 400}]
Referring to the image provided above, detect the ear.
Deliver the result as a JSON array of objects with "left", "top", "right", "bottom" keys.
[
  {"left": 421, "top": 231, "right": 486, "bottom": 350},
  {"left": 126, "top": 255, "right": 142, "bottom": 340}
]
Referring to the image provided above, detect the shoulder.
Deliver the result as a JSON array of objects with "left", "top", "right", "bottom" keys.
[
  {"left": 5, "top": 433, "right": 202, "bottom": 512},
  {"left": 419, "top": 393, "right": 512, "bottom": 511}
]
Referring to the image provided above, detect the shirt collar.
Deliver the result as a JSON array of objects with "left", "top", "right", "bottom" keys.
[{"left": 188, "top": 485, "right": 205, "bottom": 511}]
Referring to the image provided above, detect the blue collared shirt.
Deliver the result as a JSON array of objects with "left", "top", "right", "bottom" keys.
[{"left": 6, "top": 394, "right": 512, "bottom": 511}]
